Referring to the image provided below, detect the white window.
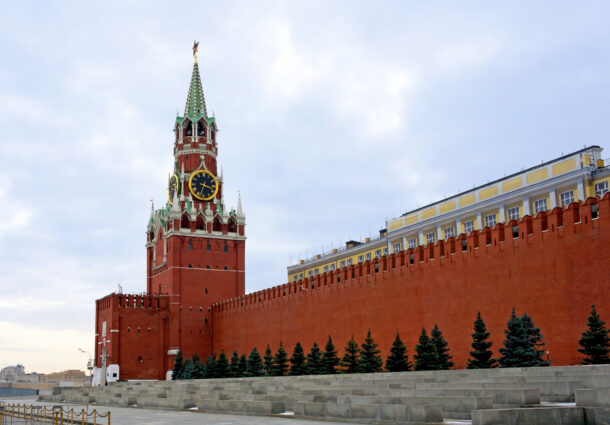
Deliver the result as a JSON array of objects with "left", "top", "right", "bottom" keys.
[
  {"left": 308, "top": 270, "right": 313, "bottom": 277},
  {"left": 508, "top": 206, "right": 520, "bottom": 221},
  {"left": 323, "top": 265, "right": 329, "bottom": 273},
  {"left": 299, "top": 273, "right": 304, "bottom": 279},
  {"left": 464, "top": 220, "right": 474, "bottom": 234},
  {"left": 358, "top": 255, "right": 364, "bottom": 263},
  {"left": 485, "top": 213, "right": 496, "bottom": 228},
  {"left": 294, "top": 275, "right": 298, "bottom": 281},
  {"left": 374, "top": 249, "right": 381, "bottom": 258},
  {"left": 347, "top": 258, "right": 353, "bottom": 266},
  {"left": 596, "top": 181, "right": 608, "bottom": 197},
  {"left": 444, "top": 226, "right": 454, "bottom": 239},
  {"left": 408, "top": 237, "right": 417, "bottom": 249},
  {"left": 426, "top": 232, "right": 435, "bottom": 244},
  {"left": 314, "top": 268, "right": 319, "bottom": 275},
  {"left": 340, "top": 260, "right": 345, "bottom": 268},
  {"left": 330, "top": 263, "right": 335, "bottom": 271},
  {"left": 560, "top": 190, "right": 574, "bottom": 206},
  {"left": 534, "top": 198, "right": 547, "bottom": 214},
  {"left": 383, "top": 247, "right": 388, "bottom": 255},
  {"left": 102, "top": 321, "right": 107, "bottom": 338},
  {"left": 365, "top": 253, "right": 371, "bottom": 261},
  {"left": 393, "top": 243, "right": 401, "bottom": 253}
]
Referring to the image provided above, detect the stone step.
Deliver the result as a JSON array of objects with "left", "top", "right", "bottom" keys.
[
  {"left": 471, "top": 406, "right": 585, "bottom": 425},
  {"left": 295, "top": 401, "right": 443, "bottom": 423}
]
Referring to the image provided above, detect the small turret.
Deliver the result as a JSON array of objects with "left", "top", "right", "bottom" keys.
[{"left": 237, "top": 191, "right": 244, "bottom": 218}]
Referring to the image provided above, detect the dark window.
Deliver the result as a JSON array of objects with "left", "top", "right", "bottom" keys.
[
  {"left": 186, "top": 124, "right": 192, "bottom": 136},
  {"left": 188, "top": 264, "right": 192, "bottom": 268},
  {"left": 224, "top": 244, "right": 228, "bottom": 253},
  {"left": 205, "top": 288, "right": 208, "bottom": 294},
  {"left": 461, "top": 239, "right": 467, "bottom": 252},
  {"left": 512, "top": 226, "right": 519, "bottom": 238},
  {"left": 206, "top": 242, "right": 211, "bottom": 251},
  {"left": 188, "top": 240, "right": 192, "bottom": 250},
  {"left": 197, "top": 122, "right": 205, "bottom": 136},
  {"left": 224, "top": 266, "right": 228, "bottom": 270},
  {"left": 409, "top": 253, "right": 414, "bottom": 265},
  {"left": 591, "top": 204, "right": 599, "bottom": 219}
]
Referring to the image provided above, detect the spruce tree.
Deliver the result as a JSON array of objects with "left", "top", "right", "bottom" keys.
[
  {"left": 321, "top": 336, "right": 340, "bottom": 374},
  {"left": 246, "top": 347, "right": 265, "bottom": 377},
  {"left": 414, "top": 327, "right": 439, "bottom": 371},
  {"left": 182, "top": 359, "right": 194, "bottom": 379},
  {"left": 230, "top": 350, "right": 241, "bottom": 377},
  {"left": 578, "top": 305, "right": 610, "bottom": 365},
  {"left": 431, "top": 324, "right": 454, "bottom": 370},
  {"left": 263, "top": 345, "right": 274, "bottom": 376},
  {"left": 341, "top": 335, "right": 360, "bottom": 373},
  {"left": 273, "top": 341, "right": 289, "bottom": 376},
  {"left": 192, "top": 352, "right": 206, "bottom": 379},
  {"left": 216, "top": 350, "right": 231, "bottom": 378},
  {"left": 238, "top": 354, "right": 248, "bottom": 376},
  {"left": 204, "top": 354, "right": 217, "bottom": 379},
  {"left": 172, "top": 350, "right": 184, "bottom": 380},
  {"left": 360, "top": 330, "right": 383, "bottom": 373},
  {"left": 467, "top": 312, "right": 497, "bottom": 369},
  {"left": 289, "top": 342, "right": 306, "bottom": 375},
  {"left": 385, "top": 331, "right": 412, "bottom": 372},
  {"left": 305, "top": 342, "right": 323, "bottom": 375},
  {"left": 499, "top": 308, "right": 550, "bottom": 367}
]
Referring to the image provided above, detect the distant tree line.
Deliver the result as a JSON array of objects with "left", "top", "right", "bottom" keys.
[{"left": 171, "top": 305, "right": 609, "bottom": 379}]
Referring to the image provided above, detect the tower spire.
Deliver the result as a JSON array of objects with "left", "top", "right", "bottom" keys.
[{"left": 184, "top": 42, "right": 207, "bottom": 121}]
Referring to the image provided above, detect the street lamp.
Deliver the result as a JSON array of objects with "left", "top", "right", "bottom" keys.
[{"left": 78, "top": 348, "right": 93, "bottom": 379}]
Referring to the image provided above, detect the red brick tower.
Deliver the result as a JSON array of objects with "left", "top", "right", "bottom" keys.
[{"left": 145, "top": 49, "right": 246, "bottom": 368}]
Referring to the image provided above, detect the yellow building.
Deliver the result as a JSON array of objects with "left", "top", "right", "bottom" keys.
[{"left": 287, "top": 146, "right": 609, "bottom": 281}]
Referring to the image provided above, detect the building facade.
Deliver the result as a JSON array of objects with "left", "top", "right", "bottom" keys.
[{"left": 93, "top": 51, "right": 610, "bottom": 382}]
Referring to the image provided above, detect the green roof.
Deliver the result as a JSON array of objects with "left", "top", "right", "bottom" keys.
[{"left": 184, "top": 61, "right": 208, "bottom": 121}]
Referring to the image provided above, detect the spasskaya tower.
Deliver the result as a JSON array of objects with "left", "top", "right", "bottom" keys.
[{"left": 144, "top": 43, "right": 246, "bottom": 368}]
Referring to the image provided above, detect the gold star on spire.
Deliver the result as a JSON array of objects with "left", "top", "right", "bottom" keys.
[{"left": 192, "top": 40, "right": 199, "bottom": 63}]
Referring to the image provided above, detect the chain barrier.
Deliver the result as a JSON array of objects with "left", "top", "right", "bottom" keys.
[{"left": 0, "top": 402, "right": 110, "bottom": 425}]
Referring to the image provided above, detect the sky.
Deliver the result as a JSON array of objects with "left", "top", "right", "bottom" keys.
[{"left": 1, "top": 1, "right": 609, "bottom": 374}]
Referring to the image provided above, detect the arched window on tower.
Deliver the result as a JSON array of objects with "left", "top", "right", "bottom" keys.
[
  {"left": 181, "top": 213, "right": 190, "bottom": 230},
  {"left": 228, "top": 217, "right": 237, "bottom": 233},
  {"left": 213, "top": 216, "right": 222, "bottom": 232},
  {"left": 197, "top": 122, "right": 205, "bottom": 137},
  {"left": 196, "top": 215, "right": 205, "bottom": 231},
  {"left": 185, "top": 121, "right": 193, "bottom": 137}
]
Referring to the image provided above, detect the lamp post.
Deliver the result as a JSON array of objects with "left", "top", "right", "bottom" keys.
[{"left": 78, "top": 348, "right": 93, "bottom": 385}]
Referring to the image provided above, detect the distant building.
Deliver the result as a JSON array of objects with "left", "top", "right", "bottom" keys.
[{"left": 0, "top": 365, "right": 25, "bottom": 382}]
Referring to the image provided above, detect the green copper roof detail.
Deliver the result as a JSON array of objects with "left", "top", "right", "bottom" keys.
[{"left": 184, "top": 61, "right": 208, "bottom": 121}]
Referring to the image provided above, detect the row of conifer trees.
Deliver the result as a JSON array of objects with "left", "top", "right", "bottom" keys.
[{"left": 172, "top": 305, "right": 609, "bottom": 379}]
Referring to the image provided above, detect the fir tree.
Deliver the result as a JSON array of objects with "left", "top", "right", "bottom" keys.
[
  {"left": 182, "top": 359, "right": 194, "bottom": 379},
  {"left": 341, "top": 335, "right": 360, "bottom": 373},
  {"left": 499, "top": 308, "right": 550, "bottom": 367},
  {"left": 431, "top": 324, "right": 454, "bottom": 370},
  {"left": 192, "top": 352, "right": 206, "bottom": 379},
  {"left": 246, "top": 347, "right": 265, "bottom": 377},
  {"left": 263, "top": 345, "right": 274, "bottom": 376},
  {"left": 578, "top": 305, "right": 610, "bottom": 365},
  {"left": 289, "top": 342, "right": 306, "bottom": 375},
  {"left": 305, "top": 342, "right": 323, "bottom": 375},
  {"left": 230, "top": 350, "right": 241, "bottom": 377},
  {"left": 414, "top": 327, "right": 439, "bottom": 371},
  {"left": 172, "top": 350, "right": 184, "bottom": 380},
  {"left": 216, "top": 350, "right": 231, "bottom": 378},
  {"left": 467, "top": 312, "right": 497, "bottom": 369},
  {"left": 273, "top": 341, "right": 289, "bottom": 376},
  {"left": 385, "top": 331, "right": 412, "bottom": 372},
  {"left": 204, "top": 354, "right": 217, "bottom": 379},
  {"left": 321, "top": 336, "right": 340, "bottom": 374},
  {"left": 238, "top": 354, "right": 248, "bottom": 376},
  {"left": 360, "top": 330, "right": 383, "bottom": 373}
]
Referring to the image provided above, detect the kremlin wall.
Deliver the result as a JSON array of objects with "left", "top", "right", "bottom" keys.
[
  {"left": 211, "top": 196, "right": 610, "bottom": 369},
  {"left": 93, "top": 50, "right": 610, "bottom": 383}
]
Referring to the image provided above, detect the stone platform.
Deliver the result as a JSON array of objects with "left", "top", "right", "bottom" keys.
[{"left": 41, "top": 364, "right": 610, "bottom": 424}]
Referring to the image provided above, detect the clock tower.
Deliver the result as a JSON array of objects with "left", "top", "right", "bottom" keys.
[{"left": 145, "top": 45, "right": 246, "bottom": 363}]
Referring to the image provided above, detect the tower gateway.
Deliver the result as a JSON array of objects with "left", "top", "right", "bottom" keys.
[{"left": 93, "top": 46, "right": 245, "bottom": 383}]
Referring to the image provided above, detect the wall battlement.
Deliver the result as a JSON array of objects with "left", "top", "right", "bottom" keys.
[
  {"left": 212, "top": 195, "right": 608, "bottom": 315},
  {"left": 96, "top": 293, "right": 169, "bottom": 312}
]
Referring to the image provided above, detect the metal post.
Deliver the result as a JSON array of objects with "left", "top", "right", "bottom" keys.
[{"left": 94, "top": 409, "right": 97, "bottom": 425}]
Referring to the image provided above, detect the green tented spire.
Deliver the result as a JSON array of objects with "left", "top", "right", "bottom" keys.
[{"left": 184, "top": 61, "right": 208, "bottom": 121}]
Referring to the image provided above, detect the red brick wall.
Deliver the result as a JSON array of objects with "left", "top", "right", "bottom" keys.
[{"left": 211, "top": 196, "right": 610, "bottom": 369}]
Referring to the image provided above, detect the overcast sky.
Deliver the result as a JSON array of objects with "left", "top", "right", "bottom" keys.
[{"left": 1, "top": 1, "right": 609, "bottom": 374}]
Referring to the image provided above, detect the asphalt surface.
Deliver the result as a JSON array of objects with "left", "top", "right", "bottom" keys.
[{"left": 1, "top": 397, "right": 363, "bottom": 425}]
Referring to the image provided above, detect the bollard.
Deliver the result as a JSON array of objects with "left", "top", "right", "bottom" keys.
[
  {"left": 82, "top": 408, "right": 85, "bottom": 425},
  {"left": 94, "top": 409, "right": 97, "bottom": 425},
  {"left": 107, "top": 411, "right": 111, "bottom": 425}
]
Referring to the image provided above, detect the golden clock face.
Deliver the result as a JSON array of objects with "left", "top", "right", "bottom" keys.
[
  {"left": 168, "top": 173, "right": 179, "bottom": 204},
  {"left": 189, "top": 170, "right": 219, "bottom": 201}
]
